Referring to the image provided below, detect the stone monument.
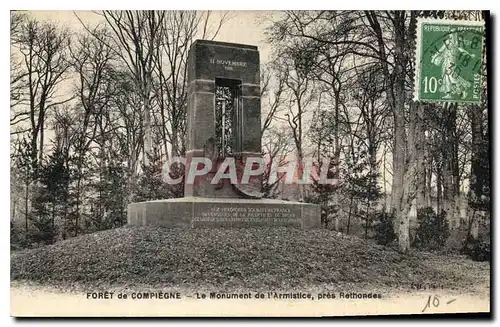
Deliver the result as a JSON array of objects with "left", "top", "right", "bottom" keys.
[{"left": 127, "top": 40, "right": 321, "bottom": 229}]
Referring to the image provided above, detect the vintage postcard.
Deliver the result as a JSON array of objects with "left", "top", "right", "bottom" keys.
[{"left": 10, "top": 10, "right": 490, "bottom": 317}]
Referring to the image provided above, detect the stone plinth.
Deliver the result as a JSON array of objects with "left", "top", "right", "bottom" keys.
[{"left": 127, "top": 197, "right": 321, "bottom": 229}]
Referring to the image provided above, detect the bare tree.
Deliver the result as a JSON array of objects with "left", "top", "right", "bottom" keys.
[
  {"left": 260, "top": 64, "right": 287, "bottom": 135},
  {"left": 12, "top": 18, "right": 72, "bottom": 170},
  {"left": 261, "top": 126, "right": 294, "bottom": 198},
  {"left": 151, "top": 11, "right": 198, "bottom": 158},
  {"left": 98, "top": 10, "right": 165, "bottom": 168},
  {"left": 278, "top": 51, "right": 316, "bottom": 202},
  {"left": 68, "top": 26, "right": 117, "bottom": 235},
  {"left": 10, "top": 12, "right": 28, "bottom": 114}
]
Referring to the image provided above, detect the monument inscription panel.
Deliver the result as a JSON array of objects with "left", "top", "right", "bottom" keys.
[
  {"left": 189, "top": 40, "right": 259, "bottom": 83},
  {"left": 192, "top": 203, "right": 302, "bottom": 228}
]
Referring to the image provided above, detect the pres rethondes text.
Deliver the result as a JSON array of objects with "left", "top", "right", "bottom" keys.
[{"left": 86, "top": 291, "right": 383, "bottom": 300}]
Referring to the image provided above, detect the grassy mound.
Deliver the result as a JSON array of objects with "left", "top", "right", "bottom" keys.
[{"left": 11, "top": 226, "right": 490, "bottom": 292}]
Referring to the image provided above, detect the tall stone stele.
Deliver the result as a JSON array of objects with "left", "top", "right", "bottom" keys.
[{"left": 127, "top": 40, "right": 321, "bottom": 229}]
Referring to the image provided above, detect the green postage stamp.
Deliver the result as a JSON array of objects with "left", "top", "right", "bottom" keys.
[{"left": 414, "top": 18, "right": 485, "bottom": 103}]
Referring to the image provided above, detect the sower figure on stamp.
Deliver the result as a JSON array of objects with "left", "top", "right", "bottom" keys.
[{"left": 430, "top": 31, "right": 476, "bottom": 99}]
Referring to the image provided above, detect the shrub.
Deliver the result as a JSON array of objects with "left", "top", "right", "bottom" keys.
[
  {"left": 412, "top": 207, "right": 450, "bottom": 251},
  {"left": 28, "top": 214, "right": 57, "bottom": 246},
  {"left": 373, "top": 211, "right": 396, "bottom": 246},
  {"left": 444, "top": 225, "right": 469, "bottom": 254},
  {"left": 461, "top": 236, "right": 491, "bottom": 262},
  {"left": 10, "top": 221, "right": 27, "bottom": 250}
]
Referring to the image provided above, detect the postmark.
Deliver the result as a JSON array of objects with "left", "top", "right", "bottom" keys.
[{"left": 414, "top": 18, "right": 485, "bottom": 103}]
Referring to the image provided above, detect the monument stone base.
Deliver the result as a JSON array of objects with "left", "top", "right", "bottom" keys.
[{"left": 127, "top": 197, "right": 321, "bottom": 229}]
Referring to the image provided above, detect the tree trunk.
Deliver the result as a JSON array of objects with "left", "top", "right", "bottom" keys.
[
  {"left": 51, "top": 200, "right": 55, "bottom": 230},
  {"left": 468, "top": 104, "right": 484, "bottom": 239},
  {"left": 30, "top": 135, "right": 38, "bottom": 177},
  {"left": 425, "top": 146, "right": 432, "bottom": 207},
  {"left": 392, "top": 14, "right": 410, "bottom": 252},
  {"left": 443, "top": 103, "right": 458, "bottom": 228},
  {"left": 24, "top": 178, "right": 29, "bottom": 244},
  {"left": 442, "top": 158, "right": 453, "bottom": 224},
  {"left": 398, "top": 99, "right": 419, "bottom": 253},
  {"left": 470, "top": 212, "right": 480, "bottom": 239},
  {"left": 416, "top": 104, "right": 426, "bottom": 211},
  {"left": 333, "top": 90, "right": 341, "bottom": 231},
  {"left": 347, "top": 195, "right": 354, "bottom": 234},
  {"left": 388, "top": 14, "right": 407, "bottom": 246},
  {"left": 75, "top": 176, "right": 81, "bottom": 237},
  {"left": 143, "top": 81, "right": 153, "bottom": 167},
  {"left": 383, "top": 151, "right": 388, "bottom": 211},
  {"left": 364, "top": 201, "right": 369, "bottom": 239},
  {"left": 39, "top": 119, "right": 44, "bottom": 164},
  {"left": 436, "top": 166, "right": 443, "bottom": 213}
]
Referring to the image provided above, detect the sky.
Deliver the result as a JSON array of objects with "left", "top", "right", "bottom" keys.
[
  {"left": 26, "top": 10, "right": 276, "bottom": 65},
  {"left": 20, "top": 10, "right": 279, "bottom": 114}
]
